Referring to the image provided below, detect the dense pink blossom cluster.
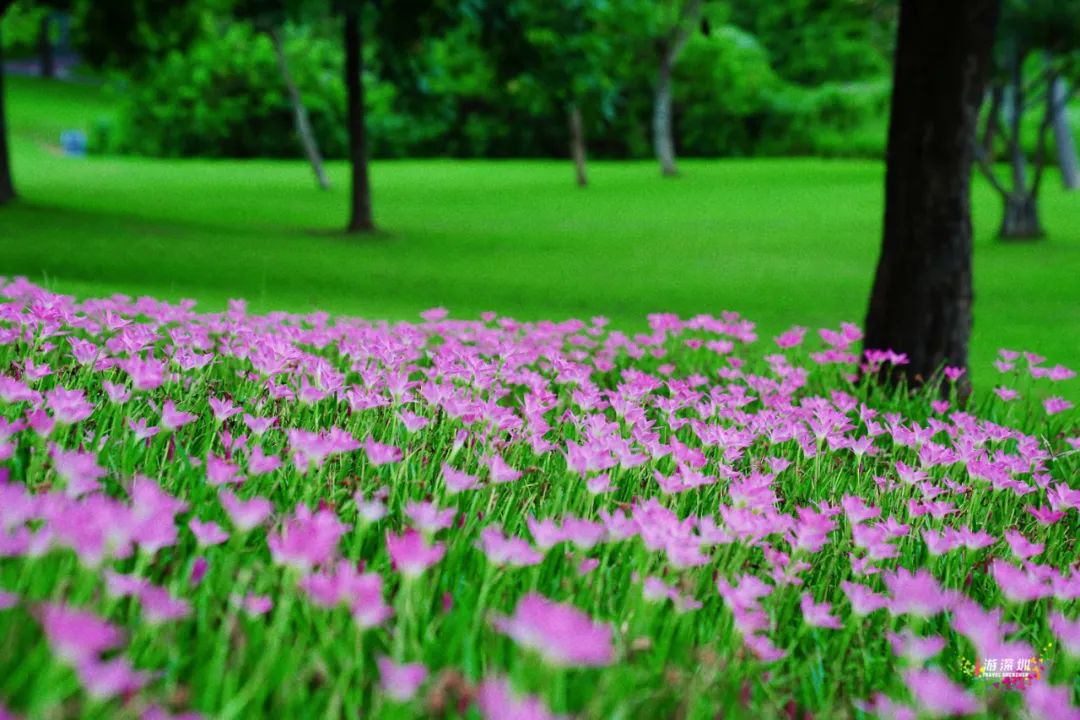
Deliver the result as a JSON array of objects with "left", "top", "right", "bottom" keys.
[{"left": 0, "top": 277, "right": 1076, "bottom": 718}]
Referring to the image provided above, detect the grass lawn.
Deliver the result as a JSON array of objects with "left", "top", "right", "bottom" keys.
[{"left": 1, "top": 76, "right": 1077, "bottom": 398}]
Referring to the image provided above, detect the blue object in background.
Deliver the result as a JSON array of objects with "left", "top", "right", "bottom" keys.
[{"left": 60, "top": 130, "right": 87, "bottom": 157}]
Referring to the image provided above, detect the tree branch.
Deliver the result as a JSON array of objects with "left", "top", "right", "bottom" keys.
[
  {"left": 975, "top": 144, "right": 1010, "bottom": 199},
  {"left": 980, "top": 85, "right": 1003, "bottom": 158},
  {"left": 1030, "top": 69, "right": 1057, "bottom": 199}
]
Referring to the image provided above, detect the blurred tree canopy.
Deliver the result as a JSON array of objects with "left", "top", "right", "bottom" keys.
[{"left": 0, "top": 0, "right": 910, "bottom": 161}]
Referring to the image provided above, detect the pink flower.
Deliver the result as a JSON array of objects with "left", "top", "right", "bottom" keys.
[
  {"left": 1050, "top": 612, "right": 1080, "bottom": 656},
  {"left": 49, "top": 444, "right": 106, "bottom": 496},
  {"left": 127, "top": 417, "right": 159, "bottom": 441},
  {"left": 298, "top": 560, "right": 384, "bottom": 614},
  {"left": 883, "top": 568, "right": 953, "bottom": 618},
  {"left": 189, "top": 557, "right": 209, "bottom": 587},
  {"left": 219, "top": 490, "right": 272, "bottom": 532},
  {"left": 236, "top": 593, "right": 273, "bottom": 618},
  {"left": 0, "top": 591, "right": 17, "bottom": 610},
  {"left": 477, "top": 525, "right": 543, "bottom": 567},
  {"left": 365, "top": 436, "right": 402, "bottom": 466},
  {"left": 1046, "top": 364, "right": 1076, "bottom": 381},
  {"left": 774, "top": 326, "right": 807, "bottom": 349},
  {"left": 205, "top": 454, "right": 242, "bottom": 487},
  {"left": 441, "top": 463, "right": 479, "bottom": 494},
  {"left": 38, "top": 604, "right": 124, "bottom": 665},
  {"left": 76, "top": 656, "right": 148, "bottom": 700},
  {"left": 486, "top": 454, "right": 521, "bottom": 484},
  {"left": 268, "top": 504, "right": 349, "bottom": 573},
  {"left": 208, "top": 396, "right": 241, "bottom": 422},
  {"left": 842, "top": 495, "right": 880, "bottom": 524},
  {"left": 475, "top": 676, "right": 565, "bottom": 720},
  {"left": 1026, "top": 505, "right": 1065, "bottom": 526},
  {"left": 992, "top": 560, "right": 1050, "bottom": 602},
  {"left": 1044, "top": 397, "right": 1073, "bottom": 415},
  {"left": 142, "top": 705, "right": 204, "bottom": 720},
  {"left": 404, "top": 501, "right": 455, "bottom": 535},
  {"left": 586, "top": 473, "right": 613, "bottom": 494},
  {"left": 119, "top": 356, "right": 165, "bottom": 391},
  {"left": 993, "top": 386, "right": 1019, "bottom": 401},
  {"left": 398, "top": 411, "right": 430, "bottom": 433},
  {"left": 242, "top": 413, "right": 275, "bottom": 436},
  {"left": 903, "top": 668, "right": 980, "bottom": 716},
  {"left": 102, "top": 381, "right": 131, "bottom": 404},
  {"left": 377, "top": 657, "right": 427, "bottom": 701},
  {"left": 188, "top": 519, "right": 229, "bottom": 547},
  {"left": 800, "top": 593, "right": 842, "bottom": 630},
  {"left": 45, "top": 387, "right": 93, "bottom": 425},
  {"left": 852, "top": 694, "right": 916, "bottom": 720},
  {"left": 1004, "top": 529, "right": 1044, "bottom": 560},
  {"left": 354, "top": 492, "right": 387, "bottom": 524},
  {"left": 887, "top": 629, "right": 945, "bottom": 663},
  {"left": 245, "top": 444, "right": 281, "bottom": 475},
  {"left": 386, "top": 529, "right": 444, "bottom": 578},
  {"left": 493, "top": 593, "right": 613, "bottom": 667},
  {"left": 138, "top": 584, "right": 191, "bottom": 624},
  {"left": 1025, "top": 681, "right": 1080, "bottom": 720},
  {"left": 160, "top": 400, "right": 197, "bottom": 432}
]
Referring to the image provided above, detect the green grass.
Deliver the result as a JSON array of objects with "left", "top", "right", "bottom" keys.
[{"left": 1, "top": 75, "right": 1077, "bottom": 397}]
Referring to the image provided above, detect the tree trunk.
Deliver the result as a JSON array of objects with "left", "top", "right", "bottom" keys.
[
  {"left": 653, "top": 57, "right": 677, "bottom": 177},
  {"left": 344, "top": 5, "right": 374, "bottom": 233},
  {"left": 0, "top": 19, "right": 15, "bottom": 206},
  {"left": 568, "top": 104, "right": 588, "bottom": 188},
  {"left": 999, "top": 192, "right": 1043, "bottom": 238},
  {"left": 863, "top": 0, "right": 999, "bottom": 395},
  {"left": 651, "top": 0, "right": 702, "bottom": 178},
  {"left": 269, "top": 27, "right": 330, "bottom": 191},
  {"left": 37, "top": 14, "right": 55, "bottom": 78},
  {"left": 1008, "top": 50, "right": 1026, "bottom": 193},
  {"left": 1051, "top": 76, "right": 1079, "bottom": 190}
]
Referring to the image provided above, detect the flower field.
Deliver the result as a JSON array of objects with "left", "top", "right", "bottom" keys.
[{"left": 0, "top": 277, "right": 1076, "bottom": 719}]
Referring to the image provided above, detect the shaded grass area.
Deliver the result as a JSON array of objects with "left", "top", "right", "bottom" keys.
[{"left": 1, "top": 76, "right": 1077, "bottom": 398}]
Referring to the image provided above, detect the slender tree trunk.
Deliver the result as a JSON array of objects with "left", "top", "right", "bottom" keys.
[
  {"left": 568, "top": 104, "right": 588, "bottom": 188},
  {"left": 652, "top": 0, "right": 702, "bottom": 178},
  {"left": 863, "top": 0, "right": 999, "bottom": 396},
  {"left": 0, "top": 18, "right": 15, "bottom": 206},
  {"left": 1051, "top": 76, "right": 1079, "bottom": 190},
  {"left": 653, "top": 57, "right": 677, "bottom": 176},
  {"left": 37, "top": 14, "right": 54, "bottom": 78},
  {"left": 269, "top": 27, "right": 330, "bottom": 190},
  {"left": 1008, "top": 50, "right": 1026, "bottom": 193},
  {"left": 344, "top": 5, "right": 374, "bottom": 233}
]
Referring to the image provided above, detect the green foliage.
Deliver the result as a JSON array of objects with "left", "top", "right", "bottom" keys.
[
  {"left": 727, "top": 0, "right": 896, "bottom": 85},
  {"left": 74, "top": 0, "right": 907, "bottom": 161},
  {"left": 96, "top": 22, "right": 347, "bottom": 159},
  {"left": 672, "top": 27, "right": 781, "bottom": 157},
  {"left": 0, "top": 2, "right": 49, "bottom": 57}
]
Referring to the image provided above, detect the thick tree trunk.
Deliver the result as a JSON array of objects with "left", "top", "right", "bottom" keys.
[
  {"left": 653, "top": 59, "right": 677, "bottom": 177},
  {"left": 269, "top": 27, "right": 330, "bottom": 191},
  {"left": 999, "top": 192, "right": 1043, "bottom": 238},
  {"left": 1051, "top": 76, "right": 1080, "bottom": 190},
  {"left": 0, "top": 20, "right": 15, "bottom": 206},
  {"left": 568, "top": 104, "right": 588, "bottom": 188},
  {"left": 344, "top": 5, "right": 374, "bottom": 233},
  {"left": 651, "top": 0, "right": 701, "bottom": 178},
  {"left": 37, "top": 14, "right": 54, "bottom": 78},
  {"left": 863, "top": 0, "right": 999, "bottom": 395}
]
